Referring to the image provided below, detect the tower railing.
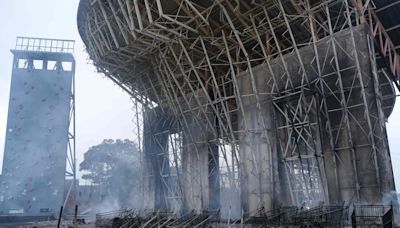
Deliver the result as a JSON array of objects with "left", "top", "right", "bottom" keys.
[{"left": 15, "top": 36, "right": 75, "bottom": 53}]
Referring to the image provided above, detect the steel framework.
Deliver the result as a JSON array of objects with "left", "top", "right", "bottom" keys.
[{"left": 77, "top": 0, "right": 399, "bottom": 220}]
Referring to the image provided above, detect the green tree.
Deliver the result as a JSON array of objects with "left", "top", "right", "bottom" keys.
[{"left": 80, "top": 139, "right": 141, "bottom": 208}]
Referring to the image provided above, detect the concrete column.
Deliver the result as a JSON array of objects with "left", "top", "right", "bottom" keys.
[
  {"left": 143, "top": 107, "right": 172, "bottom": 210},
  {"left": 182, "top": 122, "right": 209, "bottom": 212},
  {"left": 321, "top": 27, "right": 390, "bottom": 204},
  {"left": 234, "top": 26, "right": 397, "bottom": 210},
  {"left": 181, "top": 90, "right": 220, "bottom": 214},
  {"left": 208, "top": 141, "right": 219, "bottom": 214},
  {"left": 238, "top": 104, "right": 276, "bottom": 215},
  {"left": 236, "top": 69, "right": 276, "bottom": 215}
]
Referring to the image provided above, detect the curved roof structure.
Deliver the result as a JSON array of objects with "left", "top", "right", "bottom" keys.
[{"left": 77, "top": 0, "right": 399, "bottom": 110}]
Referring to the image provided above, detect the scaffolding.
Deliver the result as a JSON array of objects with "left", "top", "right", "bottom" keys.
[{"left": 77, "top": 0, "right": 399, "bottom": 221}]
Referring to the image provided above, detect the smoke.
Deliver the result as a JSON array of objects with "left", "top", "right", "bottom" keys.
[
  {"left": 381, "top": 190, "right": 399, "bottom": 205},
  {"left": 220, "top": 185, "right": 241, "bottom": 220},
  {"left": 381, "top": 191, "right": 400, "bottom": 224},
  {"left": 78, "top": 139, "right": 143, "bottom": 215},
  {"left": 87, "top": 198, "right": 121, "bottom": 214}
]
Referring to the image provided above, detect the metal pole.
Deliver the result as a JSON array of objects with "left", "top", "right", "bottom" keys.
[{"left": 57, "top": 206, "right": 64, "bottom": 228}]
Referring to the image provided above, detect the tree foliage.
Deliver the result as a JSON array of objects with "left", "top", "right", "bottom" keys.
[{"left": 79, "top": 139, "right": 141, "bottom": 207}]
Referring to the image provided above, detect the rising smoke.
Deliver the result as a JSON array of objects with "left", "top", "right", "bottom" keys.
[{"left": 78, "top": 139, "right": 143, "bottom": 215}]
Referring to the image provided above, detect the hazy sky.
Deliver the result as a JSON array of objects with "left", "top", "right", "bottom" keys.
[{"left": 0, "top": 1, "right": 399, "bottom": 189}]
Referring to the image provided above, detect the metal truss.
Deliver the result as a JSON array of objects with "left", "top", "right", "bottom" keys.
[
  {"left": 64, "top": 56, "right": 77, "bottom": 212},
  {"left": 78, "top": 0, "right": 399, "bottom": 219}
]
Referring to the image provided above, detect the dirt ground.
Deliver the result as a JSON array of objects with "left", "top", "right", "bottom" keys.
[{"left": 0, "top": 219, "right": 96, "bottom": 228}]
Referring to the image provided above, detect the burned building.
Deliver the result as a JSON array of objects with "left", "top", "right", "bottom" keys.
[{"left": 77, "top": 0, "right": 400, "bottom": 224}]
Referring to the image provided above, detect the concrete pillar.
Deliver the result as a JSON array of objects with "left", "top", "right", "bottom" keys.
[
  {"left": 233, "top": 25, "right": 397, "bottom": 210},
  {"left": 182, "top": 121, "right": 209, "bottom": 212},
  {"left": 320, "top": 27, "right": 392, "bottom": 204},
  {"left": 208, "top": 141, "right": 220, "bottom": 213},
  {"left": 181, "top": 90, "right": 220, "bottom": 214},
  {"left": 143, "top": 107, "right": 173, "bottom": 210},
  {"left": 237, "top": 69, "right": 276, "bottom": 215}
]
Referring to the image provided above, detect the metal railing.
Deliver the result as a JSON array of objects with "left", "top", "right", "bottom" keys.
[
  {"left": 245, "top": 205, "right": 349, "bottom": 227},
  {"left": 351, "top": 204, "right": 394, "bottom": 227},
  {"left": 14, "top": 37, "right": 75, "bottom": 53},
  {"left": 94, "top": 206, "right": 353, "bottom": 227}
]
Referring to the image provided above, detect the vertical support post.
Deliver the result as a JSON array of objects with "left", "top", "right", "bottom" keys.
[
  {"left": 208, "top": 141, "right": 219, "bottom": 217},
  {"left": 73, "top": 205, "right": 78, "bottom": 228},
  {"left": 143, "top": 107, "right": 170, "bottom": 210},
  {"left": 57, "top": 206, "right": 64, "bottom": 228},
  {"left": 72, "top": 59, "right": 77, "bottom": 212}
]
